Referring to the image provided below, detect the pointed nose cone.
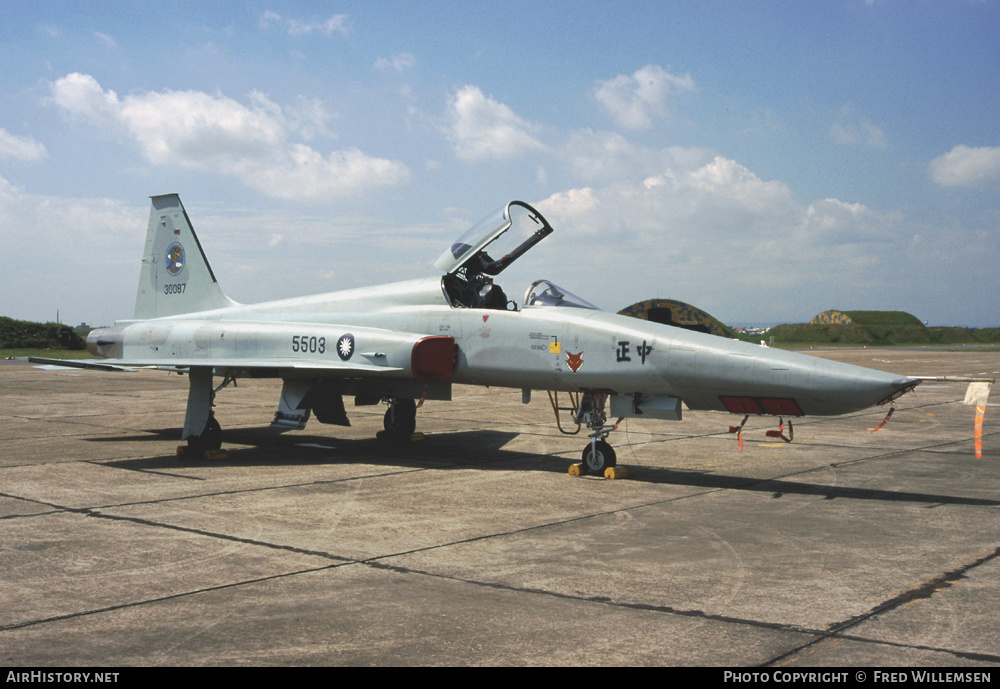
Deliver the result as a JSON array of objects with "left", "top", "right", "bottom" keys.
[
  {"left": 878, "top": 376, "right": 921, "bottom": 405},
  {"left": 799, "top": 360, "right": 920, "bottom": 415}
]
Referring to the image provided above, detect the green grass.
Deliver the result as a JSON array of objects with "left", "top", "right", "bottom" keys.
[
  {"left": 770, "top": 313, "right": 999, "bottom": 347},
  {"left": 974, "top": 328, "right": 1000, "bottom": 343},
  {"left": 768, "top": 323, "right": 881, "bottom": 345},
  {"left": 841, "top": 310, "right": 924, "bottom": 327}
]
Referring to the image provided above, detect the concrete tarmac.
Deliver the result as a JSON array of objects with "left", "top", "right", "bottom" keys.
[{"left": 2, "top": 349, "right": 998, "bottom": 667}]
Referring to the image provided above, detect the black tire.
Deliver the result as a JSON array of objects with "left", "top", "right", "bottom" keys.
[
  {"left": 383, "top": 399, "right": 417, "bottom": 437},
  {"left": 581, "top": 440, "right": 616, "bottom": 475},
  {"left": 202, "top": 415, "right": 222, "bottom": 451},
  {"left": 185, "top": 435, "right": 205, "bottom": 457}
]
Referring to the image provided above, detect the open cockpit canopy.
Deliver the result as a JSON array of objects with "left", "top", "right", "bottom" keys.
[
  {"left": 437, "top": 201, "right": 603, "bottom": 312},
  {"left": 434, "top": 201, "right": 553, "bottom": 276}
]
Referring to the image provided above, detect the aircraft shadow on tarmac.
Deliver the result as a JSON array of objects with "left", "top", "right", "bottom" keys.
[
  {"left": 92, "top": 427, "right": 1000, "bottom": 509},
  {"left": 96, "top": 428, "right": 526, "bottom": 469},
  {"left": 636, "top": 467, "right": 1000, "bottom": 507}
]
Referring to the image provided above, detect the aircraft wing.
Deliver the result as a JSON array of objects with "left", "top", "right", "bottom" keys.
[
  {"left": 28, "top": 357, "right": 140, "bottom": 372},
  {"left": 28, "top": 356, "right": 405, "bottom": 375}
]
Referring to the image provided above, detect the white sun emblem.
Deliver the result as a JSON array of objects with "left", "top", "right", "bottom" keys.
[{"left": 337, "top": 334, "right": 354, "bottom": 360}]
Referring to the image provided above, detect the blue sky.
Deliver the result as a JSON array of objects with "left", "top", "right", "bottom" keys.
[{"left": 2, "top": 1, "right": 998, "bottom": 328}]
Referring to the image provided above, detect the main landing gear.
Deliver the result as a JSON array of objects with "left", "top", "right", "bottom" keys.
[
  {"left": 183, "top": 413, "right": 223, "bottom": 457},
  {"left": 179, "top": 368, "right": 232, "bottom": 459},
  {"left": 378, "top": 397, "right": 420, "bottom": 441}
]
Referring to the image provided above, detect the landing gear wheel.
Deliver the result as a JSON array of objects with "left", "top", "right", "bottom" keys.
[
  {"left": 184, "top": 415, "right": 222, "bottom": 457},
  {"left": 582, "top": 440, "right": 616, "bottom": 475},
  {"left": 202, "top": 415, "right": 222, "bottom": 451},
  {"left": 185, "top": 436, "right": 205, "bottom": 457},
  {"left": 383, "top": 399, "right": 417, "bottom": 438}
]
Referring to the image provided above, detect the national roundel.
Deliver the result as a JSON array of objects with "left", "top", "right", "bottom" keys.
[
  {"left": 337, "top": 334, "right": 355, "bottom": 360},
  {"left": 166, "top": 242, "right": 185, "bottom": 276}
]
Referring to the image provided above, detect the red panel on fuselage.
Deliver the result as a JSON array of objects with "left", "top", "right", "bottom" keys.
[
  {"left": 721, "top": 396, "right": 764, "bottom": 414},
  {"left": 411, "top": 336, "right": 456, "bottom": 380},
  {"left": 759, "top": 397, "right": 804, "bottom": 417},
  {"left": 721, "top": 396, "right": 804, "bottom": 417}
]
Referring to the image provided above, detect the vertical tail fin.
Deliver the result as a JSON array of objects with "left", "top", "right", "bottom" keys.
[{"left": 133, "top": 194, "right": 236, "bottom": 319}]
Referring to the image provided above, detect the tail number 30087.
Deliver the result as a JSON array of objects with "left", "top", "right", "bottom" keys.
[{"left": 292, "top": 336, "right": 326, "bottom": 354}]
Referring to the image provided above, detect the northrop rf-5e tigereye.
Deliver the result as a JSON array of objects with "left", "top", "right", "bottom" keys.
[{"left": 56, "top": 195, "right": 925, "bottom": 472}]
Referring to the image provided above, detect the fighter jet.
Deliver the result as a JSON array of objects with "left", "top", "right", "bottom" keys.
[{"left": 37, "top": 195, "right": 922, "bottom": 473}]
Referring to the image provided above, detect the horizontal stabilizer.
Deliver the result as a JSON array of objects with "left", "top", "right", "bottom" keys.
[{"left": 27, "top": 357, "right": 136, "bottom": 372}]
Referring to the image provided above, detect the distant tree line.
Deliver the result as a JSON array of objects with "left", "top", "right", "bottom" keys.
[{"left": 0, "top": 317, "right": 85, "bottom": 350}]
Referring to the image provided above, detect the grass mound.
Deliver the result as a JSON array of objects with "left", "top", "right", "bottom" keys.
[
  {"left": 771, "top": 313, "right": 999, "bottom": 347},
  {"left": 769, "top": 323, "right": 882, "bottom": 346},
  {"left": 841, "top": 310, "right": 924, "bottom": 327}
]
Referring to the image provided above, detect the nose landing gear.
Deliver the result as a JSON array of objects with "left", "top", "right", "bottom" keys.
[
  {"left": 571, "top": 391, "right": 626, "bottom": 478},
  {"left": 582, "top": 439, "right": 616, "bottom": 474}
]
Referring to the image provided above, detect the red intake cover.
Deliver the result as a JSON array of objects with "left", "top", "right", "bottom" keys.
[{"left": 411, "top": 336, "right": 456, "bottom": 380}]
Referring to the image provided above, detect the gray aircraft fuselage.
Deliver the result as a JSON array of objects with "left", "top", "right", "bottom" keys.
[
  {"left": 90, "top": 275, "right": 913, "bottom": 417},
  {"left": 79, "top": 195, "right": 917, "bottom": 461}
]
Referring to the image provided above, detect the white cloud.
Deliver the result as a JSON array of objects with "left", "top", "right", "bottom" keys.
[
  {"left": 289, "top": 15, "right": 350, "bottom": 36},
  {"left": 118, "top": 88, "right": 287, "bottom": 165},
  {"left": 251, "top": 145, "right": 411, "bottom": 200},
  {"left": 593, "top": 65, "right": 694, "bottom": 130},
  {"left": 540, "top": 148, "right": 799, "bottom": 242},
  {"left": 93, "top": 32, "right": 117, "bottom": 48},
  {"left": 562, "top": 129, "right": 647, "bottom": 182},
  {"left": 267, "top": 93, "right": 335, "bottom": 141},
  {"left": 928, "top": 144, "right": 1000, "bottom": 187},
  {"left": 0, "top": 128, "right": 48, "bottom": 161},
  {"left": 535, "top": 187, "right": 597, "bottom": 220},
  {"left": 797, "top": 198, "right": 886, "bottom": 245},
  {"left": 862, "top": 121, "right": 888, "bottom": 149},
  {"left": 49, "top": 72, "right": 120, "bottom": 123},
  {"left": 830, "top": 105, "right": 887, "bottom": 150},
  {"left": 48, "top": 73, "right": 409, "bottom": 199},
  {"left": 684, "top": 156, "right": 795, "bottom": 214},
  {"left": 446, "top": 85, "right": 546, "bottom": 161},
  {"left": 375, "top": 53, "right": 416, "bottom": 72},
  {"left": 259, "top": 11, "right": 281, "bottom": 28},
  {"left": 530, "top": 142, "right": 910, "bottom": 320},
  {"left": 260, "top": 11, "right": 350, "bottom": 36}
]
